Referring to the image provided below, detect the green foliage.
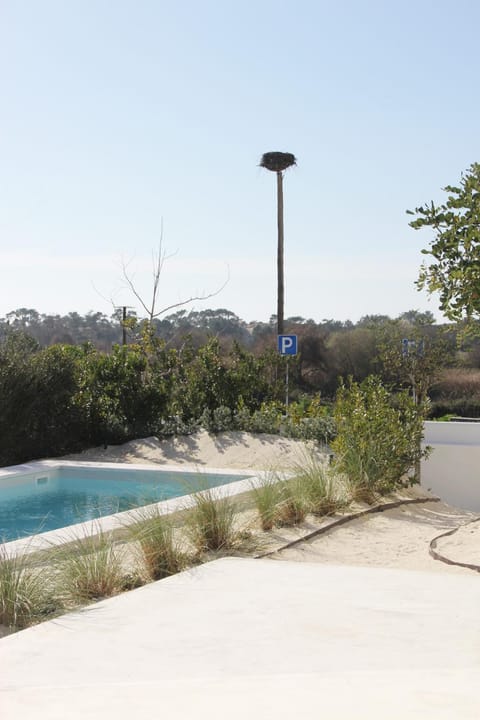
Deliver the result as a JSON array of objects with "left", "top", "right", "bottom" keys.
[
  {"left": 231, "top": 396, "right": 336, "bottom": 443},
  {"left": 74, "top": 342, "right": 172, "bottom": 446},
  {"left": 199, "top": 406, "right": 234, "bottom": 433},
  {"left": 175, "top": 338, "right": 273, "bottom": 421},
  {"left": 0, "top": 340, "right": 84, "bottom": 465},
  {"left": 375, "top": 320, "right": 453, "bottom": 403},
  {"left": 332, "top": 376, "right": 427, "bottom": 498},
  {"left": 408, "top": 162, "right": 480, "bottom": 322}
]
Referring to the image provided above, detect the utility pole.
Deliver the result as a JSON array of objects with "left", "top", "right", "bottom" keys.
[
  {"left": 260, "top": 151, "right": 296, "bottom": 336},
  {"left": 115, "top": 306, "right": 134, "bottom": 346}
]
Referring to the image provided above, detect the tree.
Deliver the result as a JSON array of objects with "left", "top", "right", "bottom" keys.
[
  {"left": 376, "top": 320, "right": 453, "bottom": 406},
  {"left": 408, "top": 162, "right": 480, "bottom": 322},
  {"left": 121, "top": 231, "right": 229, "bottom": 329}
]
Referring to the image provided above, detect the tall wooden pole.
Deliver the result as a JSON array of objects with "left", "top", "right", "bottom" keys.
[
  {"left": 276, "top": 170, "right": 284, "bottom": 336},
  {"left": 259, "top": 151, "right": 295, "bottom": 336}
]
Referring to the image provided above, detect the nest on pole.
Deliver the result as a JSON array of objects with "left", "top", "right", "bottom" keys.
[{"left": 260, "top": 152, "right": 297, "bottom": 173}]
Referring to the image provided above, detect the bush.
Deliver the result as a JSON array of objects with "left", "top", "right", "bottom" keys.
[
  {"left": 199, "top": 406, "right": 235, "bottom": 433},
  {"left": 283, "top": 415, "right": 336, "bottom": 444},
  {"left": 248, "top": 402, "right": 284, "bottom": 435},
  {"left": 332, "top": 376, "right": 427, "bottom": 498}
]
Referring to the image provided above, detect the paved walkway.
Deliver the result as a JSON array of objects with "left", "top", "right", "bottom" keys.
[{"left": 1, "top": 557, "right": 480, "bottom": 719}]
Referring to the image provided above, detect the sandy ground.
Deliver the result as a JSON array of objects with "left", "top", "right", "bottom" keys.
[
  {"left": 64, "top": 432, "right": 480, "bottom": 576},
  {"left": 64, "top": 430, "right": 326, "bottom": 470},
  {"left": 271, "top": 500, "right": 478, "bottom": 575}
]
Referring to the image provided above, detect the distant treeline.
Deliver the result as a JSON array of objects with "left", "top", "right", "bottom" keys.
[{"left": 0, "top": 305, "right": 444, "bottom": 351}]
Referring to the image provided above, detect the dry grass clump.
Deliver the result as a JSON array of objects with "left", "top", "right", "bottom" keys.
[
  {"left": 0, "top": 543, "right": 60, "bottom": 630},
  {"left": 251, "top": 454, "right": 347, "bottom": 530},
  {"left": 291, "top": 452, "right": 347, "bottom": 516},
  {"left": 274, "top": 478, "right": 309, "bottom": 527},
  {"left": 53, "top": 526, "right": 127, "bottom": 603},
  {"left": 251, "top": 471, "right": 309, "bottom": 530},
  {"left": 129, "top": 506, "right": 190, "bottom": 580},
  {"left": 185, "top": 488, "right": 250, "bottom": 555},
  {"left": 250, "top": 473, "right": 283, "bottom": 531}
]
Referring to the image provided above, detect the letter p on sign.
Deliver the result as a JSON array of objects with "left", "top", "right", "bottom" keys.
[{"left": 278, "top": 334, "right": 298, "bottom": 356}]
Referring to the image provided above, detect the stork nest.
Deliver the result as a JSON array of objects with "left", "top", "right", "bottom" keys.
[{"left": 260, "top": 152, "right": 297, "bottom": 172}]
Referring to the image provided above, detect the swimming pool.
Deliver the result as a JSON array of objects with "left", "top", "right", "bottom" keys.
[{"left": 0, "top": 461, "right": 253, "bottom": 545}]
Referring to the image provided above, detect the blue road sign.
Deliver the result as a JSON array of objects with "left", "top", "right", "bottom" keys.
[
  {"left": 402, "top": 338, "right": 424, "bottom": 358},
  {"left": 278, "top": 334, "right": 298, "bottom": 355}
]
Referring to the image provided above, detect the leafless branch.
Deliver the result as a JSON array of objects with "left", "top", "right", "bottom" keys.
[
  {"left": 121, "top": 221, "right": 229, "bottom": 323},
  {"left": 151, "top": 267, "right": 230, "bottom": 318}
]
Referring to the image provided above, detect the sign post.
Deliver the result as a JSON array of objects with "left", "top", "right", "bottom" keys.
[{"left": 278, "top": 335, "right": 298, "bottom": 409}]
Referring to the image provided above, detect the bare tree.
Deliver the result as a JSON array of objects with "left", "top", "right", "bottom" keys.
[{"left": 121, "top": 225, "right": 229, "bottom": 327}]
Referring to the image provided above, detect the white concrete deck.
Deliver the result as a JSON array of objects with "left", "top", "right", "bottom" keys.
[{"left": 1, "top": 558, "right": 479, "bottom": 719}]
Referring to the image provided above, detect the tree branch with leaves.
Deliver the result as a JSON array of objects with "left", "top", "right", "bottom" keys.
[{"left": 408, "top": 162, "right": 480, "bottom": 322}]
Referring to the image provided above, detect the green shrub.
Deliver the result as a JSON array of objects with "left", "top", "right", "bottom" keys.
[
  {"left": 248, "top": 401, "right": 284, "bottom": 435},
  {"left": 332, "top": 376, "right": 427, "bottom": 498},
  {"left": 199, "top": 406, "right": 235, "bottom": 433}
]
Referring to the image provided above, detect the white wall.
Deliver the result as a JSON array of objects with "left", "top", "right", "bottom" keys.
[{"left": 421, "top": 421, "right": 480, "bottom": 511}]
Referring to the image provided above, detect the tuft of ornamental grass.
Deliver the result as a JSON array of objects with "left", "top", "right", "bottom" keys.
[
  {"left": 186, "top": 488, "right": 245, "bottom": 555},
  {"left": 250, "top": 473, "right": 284, "bottom": 531},
  {"left": 344, "top": 478, "right": 379, "bottom": 505},
  {"left": 53, "top": 525, "right": 127, "bottom": 603},
  {"left": 275, "top": 478, "right": 309, "bottom": 527},
  {"left": 129, "top": 506, "right": 190, "bottom": 581},
  {"left": 290, "top": 453, "right": 347, "bottom": 517},
  {"left": 0, "top": 543, "right": 60, "bottom": 630},
  {"left": 332, "top": 454, "right": 381, "bottom": 505}
]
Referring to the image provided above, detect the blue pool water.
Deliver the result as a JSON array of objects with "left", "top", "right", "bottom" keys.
[{"left": 0, "top": 466, "right": 249, "bottom": 542}]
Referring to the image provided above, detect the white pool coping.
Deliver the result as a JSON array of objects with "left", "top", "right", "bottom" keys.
[{"left": 0, "top": 460, "right": 268, "bottom": 557}]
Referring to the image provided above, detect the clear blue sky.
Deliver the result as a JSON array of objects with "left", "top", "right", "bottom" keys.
[{"left": 1, "top": 0, "right": 480, "bottom": 323}]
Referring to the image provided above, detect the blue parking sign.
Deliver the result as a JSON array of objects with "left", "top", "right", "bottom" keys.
[{"left": 278, "top": 334, "right": 297, "bottom": 355}]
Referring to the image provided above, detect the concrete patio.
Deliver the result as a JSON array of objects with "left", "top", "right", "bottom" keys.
[{"left": 1, "top": 557, "right": 479, "bottom": 718}]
